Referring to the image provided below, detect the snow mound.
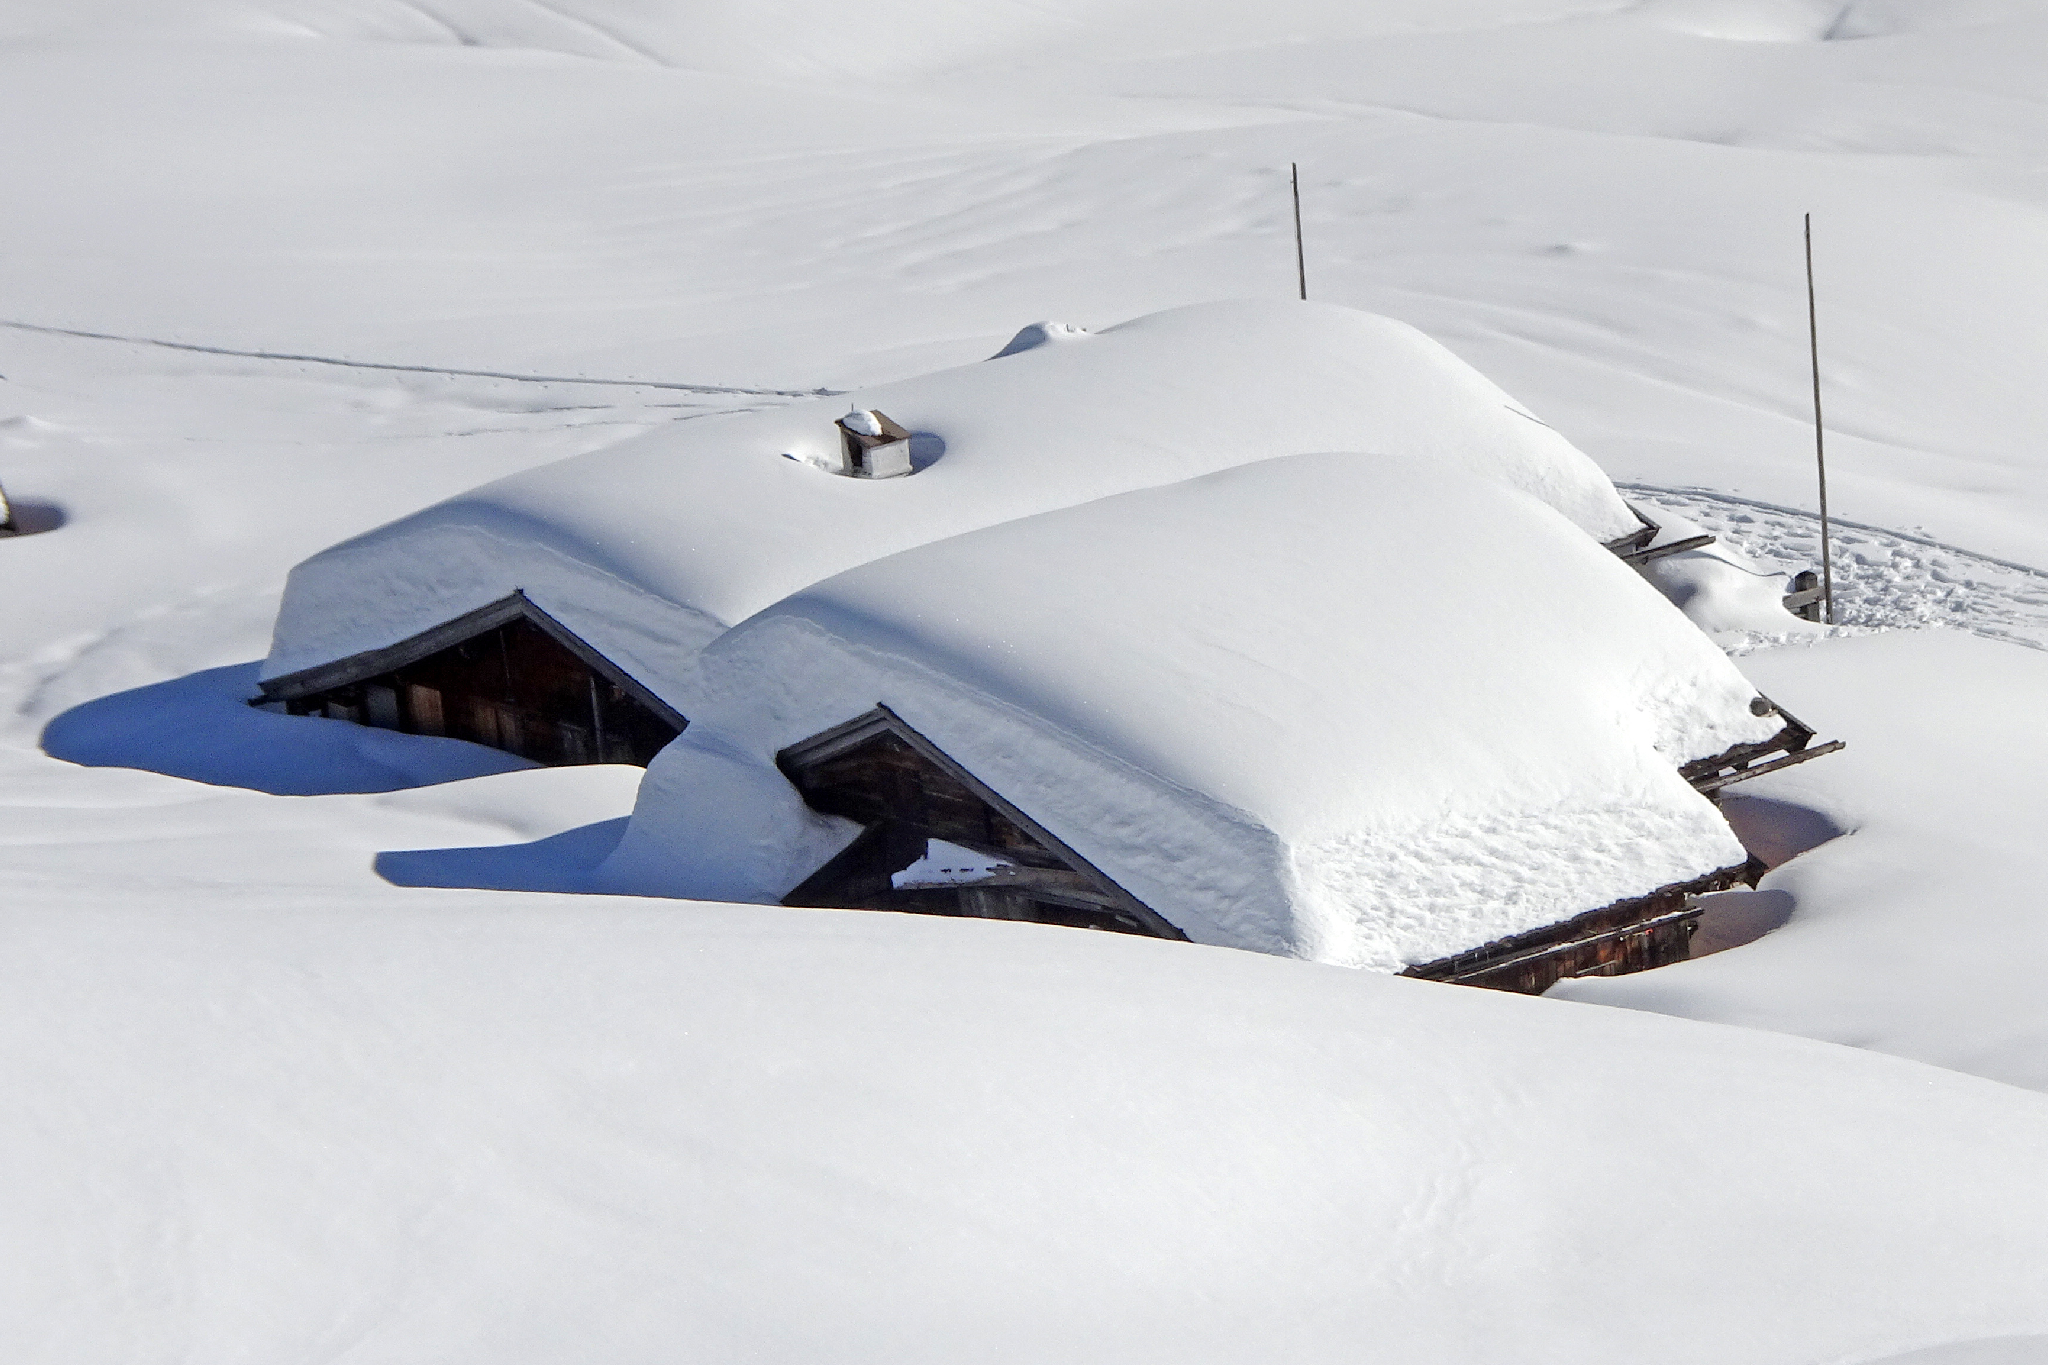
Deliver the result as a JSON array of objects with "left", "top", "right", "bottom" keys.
[
  {"left": 1632, "top": 0, "right": 1851, "bottom": 41},
  {"left": 13, "top": 896, "right": 2048, "bottom": 1363},
  {"left": 260, "top": 300, "right": 1642, "bottom": 726},
  {"left": 989, "top": 320, "right": 1092, "bottom": 357},
  {"left": 602, "top": 452, "right": 1775, "bottom": 968},
  {"left": 838, "top": 406, "right": 884, "bottom": 436},
  {"left": 1635, "top": 507, "right": 1827, "bottom": 640}
]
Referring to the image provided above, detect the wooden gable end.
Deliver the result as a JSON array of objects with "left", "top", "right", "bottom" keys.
[
  {"left": 255, "top": 592, "right": 684, "bottom": 767},
  {"left": 778, "top": 706, "right": 1185, "bottom": 941}
]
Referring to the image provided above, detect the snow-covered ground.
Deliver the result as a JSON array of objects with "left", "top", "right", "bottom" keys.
[{"left": 6, "top": 2, "right": 2048, "bottom": 1359}]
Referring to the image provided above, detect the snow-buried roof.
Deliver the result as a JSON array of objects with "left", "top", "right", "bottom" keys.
[
  {"left": 600, "top": 452, "right": 1777, "bottom": 970},
  {"left": 261, "top": 300, "right": 1640, "bottom": 717}
]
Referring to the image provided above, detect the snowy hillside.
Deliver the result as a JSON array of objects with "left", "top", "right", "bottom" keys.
[
  {"left": 11, "top": 901, "right": 2048, "bottom": 1365},
  {"left": 6, "top": 1, "right": 2048, "bottom": 1360}
]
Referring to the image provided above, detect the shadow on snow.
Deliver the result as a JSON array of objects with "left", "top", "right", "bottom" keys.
[
  {"left": 44, "top": 661, "right": 640, "bottom": 895},
  {"left": 41, "top": 661, "right": 538, "bottom": 796},
  {"left": 374, "top": 818, "right": 630, "bottom": 894}
]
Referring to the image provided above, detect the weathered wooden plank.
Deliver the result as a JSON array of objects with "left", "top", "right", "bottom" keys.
[
  {"left": 1691, "top": 739, "right": 1846, "bottom": 793},
  {"left": 1404, "top": 860, "right": 1752, "bottom": 993},
  {"left": 1619, "top": 533, "right": 1716, "bottom": 566}
]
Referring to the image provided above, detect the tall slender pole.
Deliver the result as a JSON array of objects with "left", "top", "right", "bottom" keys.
[
  {"left": 1291, "top": 163, "right": 1307, "bottom": 302},
  {"left": 1804, "top": 213, "right": 1834, "bottom": 625}
]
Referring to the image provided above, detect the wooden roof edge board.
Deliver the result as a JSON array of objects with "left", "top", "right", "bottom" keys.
[
  {"left": 1404, "top": 861, "right": 1750, "bottom": 982},
  {"left": 779, "top": 704, "right": 1190, "bottom": 942},
  {"left": 1434, "top": 904, "right": 1705, "bottom": 985},
  {"left": 253, "top": 590, "right": 688, "bottom": 733},
  {"left": 1619, "top": 532, "right": 1716, "bottom": 566},
  {"left": 1680, "top": 710, "right": 1823, "bottom": 788},
  {"left": 255, "top": 593, "right": 531, "bottom": 700},
  {"left": 1694, "top": 739, "right": 1846, "bottom": 794},
  {"left": 1761, "top": 695, "right": 1818, "bottom": 744},
  {"left": 774, "top": 707, "right": 899, "bottom": 773},
  {"left": 1603, "top": 502, "right": 1661, "bottom": 555}
]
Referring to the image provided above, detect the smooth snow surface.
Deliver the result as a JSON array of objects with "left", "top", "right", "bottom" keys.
[
  {"left": 9, "top": 903, "right": 2048, "bottom": 1365},
  {"left": 8, "top": 1, "right": 2048, "bottom": 1357},
  {"left": 1555, "top": 628, "right": 2048, "bottom": 1093},
  {"left": 259, "top": 300, "right": 1640, "bottom": 706},
  {"left": 605, "top": 452, "right": 1773, "bottom": 966}
]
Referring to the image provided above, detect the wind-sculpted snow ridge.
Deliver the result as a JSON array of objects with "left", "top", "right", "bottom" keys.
[{"left": 1626, "top": 483, "right": 2048, "bottom": 651}]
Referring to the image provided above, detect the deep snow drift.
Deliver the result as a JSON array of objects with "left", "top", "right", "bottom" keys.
[{"left": 605, "top": 450, "right": 1777, "bottom": 967}]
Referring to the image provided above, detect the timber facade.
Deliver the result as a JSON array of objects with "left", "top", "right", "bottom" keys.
[
  {"left": 255, "top": 592, "right": 684, "bottom": 767},
  {"left": 778, "top": 707, "right": 1184, "bottom": 940},
  {"left": 769, "top": 695, "right": 1833, "bottom": 994}
]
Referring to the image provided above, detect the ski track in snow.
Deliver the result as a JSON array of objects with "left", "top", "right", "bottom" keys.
[
  {"left": 1623, "top": 482, "right": 2048, "bottom": 653},
  {"left": 0, "top": 318, "right": 840, "bottom": 399}
]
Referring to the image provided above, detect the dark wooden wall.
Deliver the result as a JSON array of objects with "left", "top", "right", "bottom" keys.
[
  {"left": 282, "top": 616, "right": 680, "bottom": 766},
  {"left": 781, "top": 728, "right": 1162, "bottom": 937}
]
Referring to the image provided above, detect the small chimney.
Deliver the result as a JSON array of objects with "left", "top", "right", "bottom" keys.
[{"left": 835, "top": 409, "right": 914, "bottom": 479}]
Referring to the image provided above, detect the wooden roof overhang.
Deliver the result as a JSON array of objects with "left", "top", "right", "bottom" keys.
[
  {"left": 776, "top": 704, "right": 1188, "bottom": 941},
  {"left": 1681, "top": 697, "right": 1845, "bottom": 796},
  {"left": 253, "top": 589, "right": 688, "bottom": 733},
  {"left": 1403, "top": 858, "right": 1755, "bottom": 993}
]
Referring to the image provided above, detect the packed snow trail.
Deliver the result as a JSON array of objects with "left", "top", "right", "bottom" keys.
[{"left": 1626, "top": 483, "right": 2048, "bottom": 652}]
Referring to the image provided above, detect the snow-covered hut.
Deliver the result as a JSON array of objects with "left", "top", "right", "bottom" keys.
[
  {"left": 255, "top": 300, "right": 1835, "bottom": 988},
  {"left": 256, "top": 301, "right": 1647, "bottom": 756},
  {"left": 596, "top": 452, "right": 1812, "bottom": 987}
]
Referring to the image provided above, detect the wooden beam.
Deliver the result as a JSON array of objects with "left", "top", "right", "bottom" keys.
[
  {"left": 1619, "top": 534, "right": 1715, "bottom": 566},
  {"left": 1692, "top": 740, "right": 1846, "bottom": 794},
  {"left": 1603, "top": 503, "right": 1661, "bottom": 556},
  {"left": 257, "top": 595, "right": 529, "bottom": 699}
]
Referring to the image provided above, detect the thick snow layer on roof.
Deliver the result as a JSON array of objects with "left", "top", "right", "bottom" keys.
[
  {"left": 259, "top": 300, "right": 1640, "bottom": 713},
  {"left": 602, "top": 452, "right": 1775, "bottom": 968}
]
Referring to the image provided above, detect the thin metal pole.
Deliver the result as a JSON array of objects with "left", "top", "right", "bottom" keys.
[
  {"left": 1804, "top": 213, "right": 1834, "bottom": 625},
  {"left": 1291, "top": 163, "right": 1307, "bottom": 301}
]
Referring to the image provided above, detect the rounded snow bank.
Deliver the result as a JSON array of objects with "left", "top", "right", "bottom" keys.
[
  {"left": 604, "top": 452, "right": 1774, "bottom": 969},
  {"left": 15, "top": 902, "right": 2048, "bottom": 1363},
  {"left": 989, "top": 319, "right": 1091, "bottom": 356},
  {"left": 259, "top": 300, "right": 1638, "bottom": 716}
]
